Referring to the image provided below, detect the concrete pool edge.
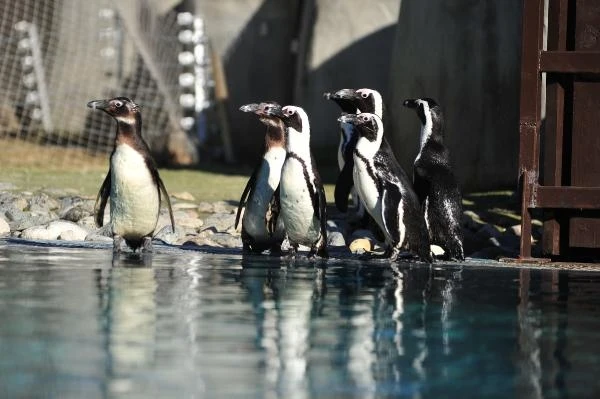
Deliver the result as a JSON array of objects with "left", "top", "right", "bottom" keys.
[{"left": 1, "top": 237, "right": 599, "bottom": 273}]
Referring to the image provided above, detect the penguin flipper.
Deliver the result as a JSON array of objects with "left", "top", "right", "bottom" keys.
[
  {"left": 412, "top": 166, "right": 430, "bottom": 206},
  {"left": 156, "top": 176, "right": 175, "bottom": 232},
  {"left": 334, "top": 159, "right": 354, "bottom": 213},
  {"left": 311, "top": 162, "right": 328, "bottom": 247},
  {"left": 94, "top": 171, "right": 111, "bottom": 227},
  {"left": 381, "top": 182, "right": 402, "bottom": 248},
  {"left": 266, "top": 185, "right": 281, "bottom": 235},
  {"left": 235, "top": 164, "right": 259, "bottom": 229}
]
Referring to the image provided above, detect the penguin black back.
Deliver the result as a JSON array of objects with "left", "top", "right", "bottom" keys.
[{"left": 403, "top": 98, "right": 464, "bottom": 260}]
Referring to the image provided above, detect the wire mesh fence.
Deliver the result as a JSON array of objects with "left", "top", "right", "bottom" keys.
[{"left": 0, "top": 0, "right": 209, "bottom": 169}]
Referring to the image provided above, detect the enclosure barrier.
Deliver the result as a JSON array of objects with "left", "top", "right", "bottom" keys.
[{"left": 518, "top": 0, "right": 600, "bottom": 261}]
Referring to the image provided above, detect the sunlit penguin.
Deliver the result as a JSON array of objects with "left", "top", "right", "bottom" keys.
[
  {"left": 87, "top": 97, "right": 175, "bottom": 253},
  {"left": 324, "top": 88, "right": 393, "bottom": 216},
  {"left": 338, "top": 112, "right": 432, "bottom": 262},
  {"left": 266, "top": 105, "right": 328, "bottom": 258},
  {"left": 235, "top": 102, "right": 286, "bottom": 254},
  {"left": 403, "top": 98, "right": 464, "bottom": 260}
]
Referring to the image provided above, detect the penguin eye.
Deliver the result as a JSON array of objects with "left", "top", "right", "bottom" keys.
[
  {"left": 114, "top": 100, "right": 123, "bottom": 108},
  {"left": 360, "top": 115, "right": 370, "bottom": 123},
  {"left": 361, "top": 92, "right": 369, "bottom": 99},
  {"left": 284, "top": 108, "right": 294, "bottom": 117}
]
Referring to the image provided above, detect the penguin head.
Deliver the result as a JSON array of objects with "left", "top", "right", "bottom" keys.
[
  {"left": 338, "top": 113, "right": 383, "bottom": 157},
  {"left": 403, "top": 98, "right": 441, "bottom": 124},
  {"left": 240, "top": 101, "right": 283, "bottom": 129},
  {"left": 87, "top": 97, "right": 140, "bottom": 125},
  {"left": 355, "top": 88, "right": 384, "bottom": 118},
  {"left": 276, "top": 105, "right": 310, "bottom": 153},
  {"left": 337, "top": 113, "right": 382, "bottom": 142},
  {"left": 323, "top": 89, "right": 358, "bottom": 113}
]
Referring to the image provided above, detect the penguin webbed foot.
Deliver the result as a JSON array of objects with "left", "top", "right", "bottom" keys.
[
  {"left": 446, "top": 243, "right": 465, "bottom": 262},
  {"left": 308, "top": 245, "right": 329, "bottom": 259},
  {"left": 269, "top": 244, "right": 283, "bottom": 257},
  {"left": 142, "top": 236, "right": 153, "bottom": 253},
  {"left": 112, "top": 235, "right": 123, "bottom": 255},
  {"left": 286, "top": 244, "right": 299, "bottom": 259}
]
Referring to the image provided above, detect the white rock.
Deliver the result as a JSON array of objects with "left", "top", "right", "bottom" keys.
[
  {"left": 58, "top": 230, "right": 85, "bottom": 241},
  {"left": 173, "top": 202, "right": 199, "bottom": 210},
  {"left": 21, "top": 226, "right": 54, "bottom": 240},
  {"left": 327, "top": 231, "right": 346, "bottom": 247},
  {"left": 431, "top": 244, "right": 445, "bottom": 256},
  {"left": 47, "top": 220, "right": 89, "bottom": 240},
  {"left": 172, "top": 191, "right": 195, "bottom": 201},
  {"left": 0, "top": 217, "right": 10, "bottom": 236}
]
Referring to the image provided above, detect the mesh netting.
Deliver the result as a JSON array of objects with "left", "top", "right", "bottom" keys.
[{"left": 0, "top": 0, "right": 203, "bottom": 168}]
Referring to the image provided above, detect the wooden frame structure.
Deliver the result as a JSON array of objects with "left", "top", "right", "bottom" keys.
[{"left": 518, "top": 0, "right": 600, "bottom": 260}]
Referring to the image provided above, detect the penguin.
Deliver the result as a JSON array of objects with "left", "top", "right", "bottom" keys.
[
  {"left": 338, "top": 112, "right": 432, "bottom": 262},
  {"left": 323, "top": 89, "right": 358, "bottom": 174},
  {"left": 235, "top": 101, "right": 286, "bottom": 254},
  {"left": 403, "top": 98, "right": 464, "bottom": 260},
  {"left": 265, "top": 105, "right": 328, "bottom": 258},
  {"left": 325, "top": 88, "right": 393, "bottom": 215},
  {"left": 323, "top": 89, "right": 361, "bottom": 215},
  {"left": 87, "top": 97, "right": 175, "bottom": 253}
]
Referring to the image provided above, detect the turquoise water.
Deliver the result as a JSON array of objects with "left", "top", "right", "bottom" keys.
[{"left": 1, "top": 239, "right": 599, "bottom": 398}]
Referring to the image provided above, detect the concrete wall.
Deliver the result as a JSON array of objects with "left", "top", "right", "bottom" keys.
[
  {"left": 299, "top": 0, "right": 401, "bottom": 156},
  {"left": 201, "top": 0, "right": 400, "bottom": 165},
  {"left": 202, "top": 0, "right": 523, "bottom": 191},
  {"left": 387, "top": 1, "right": 522, "bottom": 191},
  {"left": 199, "top": 0, "right": 300, "bottom": 162}
]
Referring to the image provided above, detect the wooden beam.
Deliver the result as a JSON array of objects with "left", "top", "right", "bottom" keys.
[
  {"left": 540, "top": 51, "right": 600, "bottom": 73},
  {"left": 533, "top": 186, "right": 600, "bottom": 209}
]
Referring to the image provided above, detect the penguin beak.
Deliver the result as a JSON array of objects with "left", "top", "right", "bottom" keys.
[
  {"left": 337, "top": 113, "right": 358, "bottom": 124},
  {"left": 87, "top": 99, "right": 110, "bottom": 111},
  {"left": 239, "top": 103, "right": 259, "bottom": 113},
  {"left": 403, "top": 99, "right": 419, "bottom": 109},
  {"left": 265, "top": 105, "right": 285, "bottom": 118},
  {"left": 331, "top": 88, "right": 357, "bottom": 100}
]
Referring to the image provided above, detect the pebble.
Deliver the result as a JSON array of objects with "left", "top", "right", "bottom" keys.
[
  {"left": 0, "top": 188, "right": 527, "bottom": 261},
  {"left": 62, "top": 205, "right": 92, "bottom": 223},
  {"left": 172, "top": 192, "right": 195, "bottom": 201},
  {"left": 349, "top": 238, "right": 373, "bottom": 254},
  {"left": 0, "top": 216, "right": 9, "bottom": 236}
]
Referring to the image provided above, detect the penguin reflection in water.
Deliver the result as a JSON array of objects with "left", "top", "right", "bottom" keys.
[
  {"left": 87, "top": 97, "right": 175, "bottom": 253},
  {"left": 338, "top": 113, "right": 432, "bottom": 262},
  {"left": 265, "top": 105, "right": 328, "bottom": 258},
  {"left": 235, "top": 102, "right": 286, "bottom": 254},
  {"left": 403, "top": 98, "right": 464, "bottom": 260}
]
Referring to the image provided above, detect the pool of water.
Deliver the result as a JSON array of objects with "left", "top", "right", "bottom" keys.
[{"left": 0, "top": 239, "right": 599, "bottom": 398}]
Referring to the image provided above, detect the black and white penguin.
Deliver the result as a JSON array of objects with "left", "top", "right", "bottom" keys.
[
  {"left": 87, "top": 97, "right": 175, "bottom": 253},
  {"left": 338, "top": 112, "right": 432, "bottom": 262},
  {"left": 325, "top": 88, "right": 392, "bottom": 215},
  {"left": 323, "top": 89, "right": 361, "bottom": 214},
  {"left": 266, "top": 105, "right": 328, "bottom": 258},
  {"left": 235, "top": 102, "right": 286, "bottom": 254},
  {"left": 403, "top": 98, "right": 464, "bottom": 260}
]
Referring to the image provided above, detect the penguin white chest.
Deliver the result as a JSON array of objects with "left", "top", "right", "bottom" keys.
[
  {"left": 110, "top": 144, "right": 160, "bottom": 239},
  {"left": 280, "top": 157, "right": 320, "bottom": 246},
  {"left": 352, "top": 156, "right": 383, "bottom": 225},
  {"left": 243, "top": 147, "right": 286, "bottom": 240}
]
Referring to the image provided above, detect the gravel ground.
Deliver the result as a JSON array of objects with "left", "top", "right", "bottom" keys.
[{"left": 0, "top": 183, "right": 541, "bottom": 263}]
